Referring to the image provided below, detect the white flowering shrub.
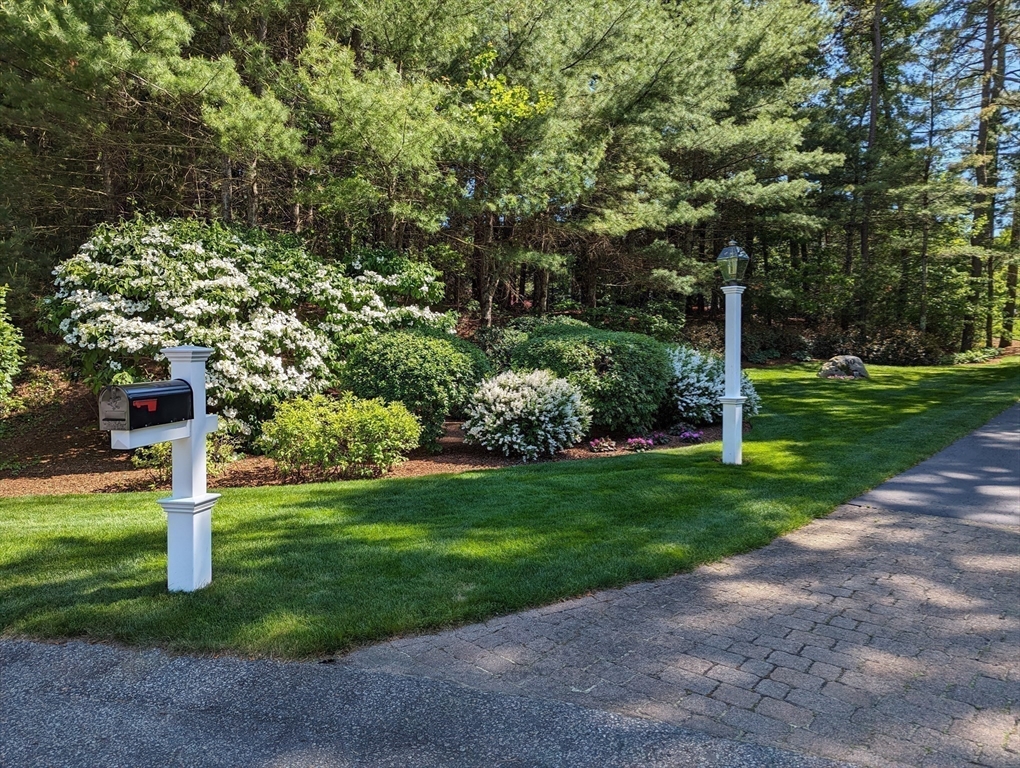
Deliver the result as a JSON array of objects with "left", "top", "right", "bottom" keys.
[
  {"left": 666, "top": 345, "right": 762, "bottom": 424},
  {"left": 43, "top": 217, "right": 452, "bottom": 437},
  {"left": 462, "top": 370, "right": 592, "bottom": 461}
]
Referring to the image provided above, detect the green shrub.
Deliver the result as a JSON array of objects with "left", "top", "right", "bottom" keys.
[
  {"left": 946, "top": 347, "right": 1001, "bottom": 365},
  {"left": 341, "top": 330, "right": 491, "bottom": 445},
  {"left": 807, "top": 328, "right": 857, "bottom": 360},
  {"left": 474, "top": 326, "right": 531, "bottom": 372},
  {"left": 131, "top": 434, "right": 239, "bottom": 486},
  {"left": 582, "top": 301, "right": 686, "bottom": 343},
  {"left": 258, "top": 393, "right": 421, "bottom": 478},
  {"left": 510, "top": 325, "right": 671, "bottom": 434},
  {"left": 475, "top": 316, "right": 588, "bottom": 371},
  {"left": 0, "top": 286, "right": 24, "bottom": 403},
  {"left": 806, "top": 327, "right": 944, "bottom": 366},
  {"left": 743, "top": 325, "right": 810, "bottom": 359},
  {"left": 509, "top": 315, "right": 591, "bottom": 334},
  {"left": 861, "top": 330, "right": 944, "bottom": 366},
  {"left": 680, "top": 322, "right": 725, "bottom": 355}
]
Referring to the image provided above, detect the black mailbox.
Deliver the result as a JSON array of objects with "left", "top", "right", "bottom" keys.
[{"left": 99, "top": 380, "right": 194, "bottom": 431}]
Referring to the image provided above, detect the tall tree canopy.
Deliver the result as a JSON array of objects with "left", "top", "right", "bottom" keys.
[{"left": 1, "top": 0, "right": 1016, "bottom": 350}]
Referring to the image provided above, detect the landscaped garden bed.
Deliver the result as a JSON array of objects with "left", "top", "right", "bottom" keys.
[{"left": 0, "top": 348, "right": 732, "bottom": 497}]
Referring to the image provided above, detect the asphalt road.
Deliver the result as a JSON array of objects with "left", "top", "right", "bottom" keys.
[
  {"left": 0, "top": 639, "right": 848, "bottom": 768},
  {"left": 852, "top": 403, "right": 1020, "bottom": 526}
]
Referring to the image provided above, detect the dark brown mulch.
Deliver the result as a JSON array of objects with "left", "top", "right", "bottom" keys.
[{"left": 0, "top": 364, "right": 726, "bottom": 497}]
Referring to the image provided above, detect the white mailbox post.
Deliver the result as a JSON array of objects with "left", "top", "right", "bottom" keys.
[{"left": 106, "top": 345, "right": 219, "bottom": 592}]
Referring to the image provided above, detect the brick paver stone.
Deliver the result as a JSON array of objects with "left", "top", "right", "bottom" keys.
[{"left": 342, "top": 505, "right": 1020, "bottom": 768}]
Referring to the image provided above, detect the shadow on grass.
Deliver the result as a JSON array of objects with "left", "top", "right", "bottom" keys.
[{"left": 0, "top": 360, "right": 1017, "bottom": 657}]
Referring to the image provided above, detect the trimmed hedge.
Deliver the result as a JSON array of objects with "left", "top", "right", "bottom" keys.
[
  {"left": 510, "top": 324, "right": 671, "bottom": 434},
  {"left": 475, "top": 316, "right": 589, "bottom": 372},
  {"left": 341, "top": 330, "right": 491, "bottom": 446}
]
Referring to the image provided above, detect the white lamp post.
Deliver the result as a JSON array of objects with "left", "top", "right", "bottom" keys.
[{"left": 717, "top": 241, "right": 749, "bottom": 465}]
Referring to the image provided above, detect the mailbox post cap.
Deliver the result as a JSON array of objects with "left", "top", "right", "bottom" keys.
[{"left": 161, "top": 345, "right": 214, "bottom": 363}]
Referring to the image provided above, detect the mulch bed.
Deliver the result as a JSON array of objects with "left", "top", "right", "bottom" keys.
[
  {"left": 0, "top": 368, "right": 725, "bottom": 498},
  {"left": 8, "top": 339, "right": 1017, "bottom": 498}
]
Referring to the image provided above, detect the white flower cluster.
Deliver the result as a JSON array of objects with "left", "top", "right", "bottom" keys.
[
  {"left": 462, "top": 370, "right": 592, "bottom": 461},
  {"left": 45, "top": 219, "right": 450, "bottom": 434},
  {"left": 667, "top": 345, "right": 762, "bottom": 424}
]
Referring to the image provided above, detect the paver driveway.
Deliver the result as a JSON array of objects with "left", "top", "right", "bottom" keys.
[{"left": 341, "top": 505, "right": 1019, "bottom": 768}]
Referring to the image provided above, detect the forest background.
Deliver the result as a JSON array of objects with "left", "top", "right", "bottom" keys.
[{"left": 1, "top": 0, "right": 1017, "bottom": 355}]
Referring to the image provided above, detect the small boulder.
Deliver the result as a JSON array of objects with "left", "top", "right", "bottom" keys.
[{"left": 818, "top": 355, "right": 869, "bottom": 379}]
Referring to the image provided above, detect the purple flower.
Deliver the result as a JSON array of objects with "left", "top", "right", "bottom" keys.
[
  {"left": 589, "top": 437, "right": 616, "bottom": 453},
  {"left": 626, "top": 437, "right": 654, "bottom": 452}
]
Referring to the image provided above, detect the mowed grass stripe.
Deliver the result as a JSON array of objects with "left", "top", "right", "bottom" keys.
[{"left": 1, "top": 359, "right": 1017, "bottom": 657}]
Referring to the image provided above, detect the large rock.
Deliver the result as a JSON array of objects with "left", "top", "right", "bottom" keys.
[{"left": 818, "top": 355, "right": 869, "bottom": 379}]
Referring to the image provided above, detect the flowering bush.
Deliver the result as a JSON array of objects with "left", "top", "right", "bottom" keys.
[
  {"left": 43, "top": 217, "right": 452, "bottom": 437},
  {"left": 649, "top": 431, "right": 671, "bottom": 445},
  {"left": 666, "top": 345, "right": 761, "bottom": 424},
  {"left": 462, "top": 370, "right": 591, "bottom": 461},
  {"left": 677, "top": 429, "right": 703, "bottom": 443},
  {"left": 342, "top": 330, "right": 491, "bottom": 446},
  {"left": 626, "top": 437, "right": 654, "bottom": 452},
  {"left": 588, "top": 437, "right": 616, "bottom": 453},
  {"left": 0, "top": 286, "right": 23, "bottom": 404},
  {"left": 258, "top": 393, "right": 421, "bottom": 479},
  {"left": 511, "top": 325, "right": 672, "bottom": 434}
]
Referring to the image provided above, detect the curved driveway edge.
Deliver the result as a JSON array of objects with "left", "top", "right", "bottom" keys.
[{"left": 339, "top": 505, "right": 1019, "bottom": 768}]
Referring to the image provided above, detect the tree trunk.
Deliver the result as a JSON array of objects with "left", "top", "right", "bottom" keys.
[
  {"left": 919, "top": 221, "right": 929, "bottom": 332},
  {"left": 1000, "top": 196, "right": 1018, "bottom": 346},
  {"left": 985, "top": 26, "right": 1007, "bottom": 347},
  {"left": 579, "top": 248, "right": 598, "bottom": 308},
  {"left": 474, "top": 213, "right": 495, "bottom": 327},
  {"left": 533, "top": 269, "right": 549, "bottom": 314},
  {"left": 221, "top": 157, "right": 233, "bottom": 223},
  {"left": 291, "top": 170, "right": 301, "bottom": 232},
  {"left": 963, "top": 0, "right": 998, "bottom": 351},
  {"left": 247, "top": 158, "right": 258, "bottom": 227},
  {"left": 100, "top": 150, "right": 116, "bottom": 219},
  {"left": 859, "top": 0, "right": 883, "bottom": 324}
]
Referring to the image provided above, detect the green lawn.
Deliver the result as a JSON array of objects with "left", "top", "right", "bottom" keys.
[{"left": 1, "top": 360, "right": 1017, "bottom": 658}]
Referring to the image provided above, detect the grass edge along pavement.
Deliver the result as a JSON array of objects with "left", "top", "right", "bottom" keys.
[{"left": 1, "top": 360, "right": 1017, "bottom": 658}]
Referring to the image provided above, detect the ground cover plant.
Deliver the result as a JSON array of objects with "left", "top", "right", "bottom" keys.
[
  {"left": 0, "top": 359, "right": 1016, "bottom": 657},
  {"left": 0, "top": 287, "right": 23, "bottom": 404}
]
